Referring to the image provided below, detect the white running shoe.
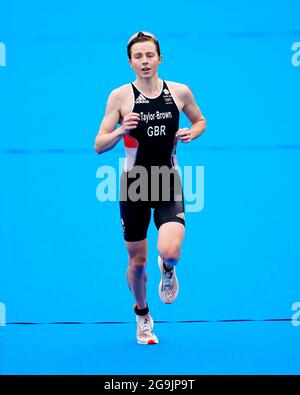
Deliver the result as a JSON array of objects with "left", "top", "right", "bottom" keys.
[
  {"left": 158, "top": 256, "right": 179, "bottom": 304},
  {"left": 136, "top": 313, "right": 159, "bottom": 345}
]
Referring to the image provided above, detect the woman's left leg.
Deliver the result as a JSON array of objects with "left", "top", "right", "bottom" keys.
[
  {"left": 157, "top": 221, "right": 185, "bottom": 267},
  {"left": 156, "top": 221, "right": 185, "bottom": 304}
]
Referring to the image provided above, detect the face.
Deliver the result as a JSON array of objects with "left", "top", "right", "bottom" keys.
[{"left": 129, "top": 41, "right": 162, "bottom": 79}]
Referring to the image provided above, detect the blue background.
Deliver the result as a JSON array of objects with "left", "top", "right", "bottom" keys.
[{"left": 0, "top": 0, "right": 300, "bottom": 374}]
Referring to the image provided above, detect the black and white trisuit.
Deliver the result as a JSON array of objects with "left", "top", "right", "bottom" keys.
[{"left": 120, "top": 80, "right": 185, "bottom": 242}]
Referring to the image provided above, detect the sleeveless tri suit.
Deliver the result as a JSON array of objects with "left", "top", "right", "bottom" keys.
[{"left": 119, "top": 80, "right": 185, "bottom": 242}]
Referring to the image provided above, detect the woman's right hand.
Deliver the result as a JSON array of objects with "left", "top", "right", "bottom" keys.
[{"left": 120, "top": 112, "right": 140, "bottom": 135}]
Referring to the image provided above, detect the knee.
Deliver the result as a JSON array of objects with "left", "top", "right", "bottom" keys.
[{"left": 159, "top": 243, "right": 181, "bottom": 266}]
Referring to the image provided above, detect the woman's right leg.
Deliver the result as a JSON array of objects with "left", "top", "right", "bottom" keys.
[
  {"left": 126, "top": 238, "right": 148, "bottom": 309},
  {"left": 125, "top": 238, "right": 159, "bottom": 344},
  {"left": 119, "top": 176, "right": 158, "bottom": 344},
  {"left": 120, "top": 198, "right": 151, "bottom": 309}
]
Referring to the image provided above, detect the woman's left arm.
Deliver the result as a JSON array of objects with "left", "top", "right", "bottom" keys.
[{"left": 176, "top": 85, "right": 207, "bottom": 143}]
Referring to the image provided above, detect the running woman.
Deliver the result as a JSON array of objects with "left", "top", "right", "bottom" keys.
[{"left": 94, "top": 32, "right": 206, "bottom": 344}]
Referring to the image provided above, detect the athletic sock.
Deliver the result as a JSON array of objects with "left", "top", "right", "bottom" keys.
[{"left": 134, "top": 304, "right": 149, "bottom": 316}]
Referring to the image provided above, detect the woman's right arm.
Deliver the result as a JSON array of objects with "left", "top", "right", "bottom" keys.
[{"left": 94, "top": 90, "right": 140, "bottom": 154}]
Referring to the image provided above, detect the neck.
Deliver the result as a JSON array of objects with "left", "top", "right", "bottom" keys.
[{"left": 134, "top": 75, "right": 162, "bottom": 95}]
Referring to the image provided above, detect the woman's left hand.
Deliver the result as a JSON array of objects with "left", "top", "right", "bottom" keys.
[{"left": 176, "top": 128, "right": 192, "bottom": 143}]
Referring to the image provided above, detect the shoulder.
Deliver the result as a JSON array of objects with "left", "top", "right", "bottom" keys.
[
  {"left": 165, "top": 81, "right": 195, "bottom": 110},
  {"left": 165, "top": 81, "right": 192, "bottom": 99},
  {"left": 109, "top": 83, "right": 132, "bottom": 102},
  {"left": 104, "top": 84, "right": 132, "bottom": 116},
  {"left": 106, "top": 83, "right": 134, "bottom": 118}
]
